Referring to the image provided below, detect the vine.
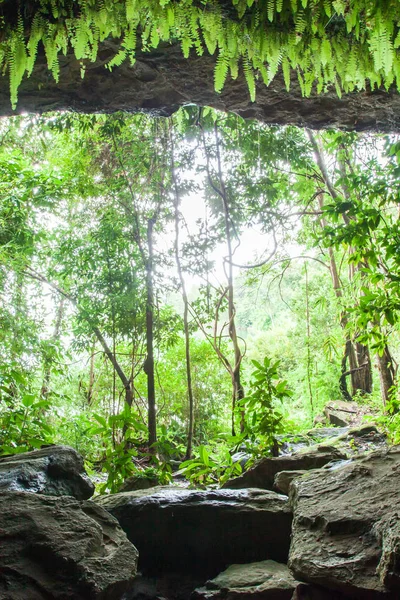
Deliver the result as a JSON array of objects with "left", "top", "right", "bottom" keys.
[{"left": 0, "top": 0, "right": 399, "bottom": 108}]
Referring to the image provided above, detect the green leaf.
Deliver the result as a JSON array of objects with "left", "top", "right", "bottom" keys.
[{"left": 21, "top": 394, "right": 35, "bottom": 408}]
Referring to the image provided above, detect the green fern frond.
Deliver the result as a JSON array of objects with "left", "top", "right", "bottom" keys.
[
  {"left": 282, "top": 56, "right": 291, "bottom": 91},
  {"left": 243, "top": 56, "right": 256, "bottom": 101},
  {"left": 214, "top": 53, "right": 229, "bottom": 92},
  {"left": 106, "top": 49, "right": 127, "bottom": 70},
  {"left": 267, "top": 0, "right": 275, "bottom": 23}
]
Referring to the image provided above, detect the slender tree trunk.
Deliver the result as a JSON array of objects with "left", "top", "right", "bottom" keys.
[
  {"left": 376, "top": 347, "right": 397, "bottom": 407},
  {"left": 10, "top": 273, "right": 24, "bottom": 369},
  {"left": 305, "top": 263, "right": 314, "bottom": 420},
  {"left": 87, "top": 337, "right": 96, "bottom": 405},
  {"left": 214, "top": 123, "right": 245, "bottom": 435},
  {"left": 354, "top": 342, "right": 372, "bottom": 393},
  {"left": 170, "top": 128, "right": 195, "bottom": 459},
  {"left": 92, "top": 324, "right": 133, "bottom": 408},
  {"left": 309, "top": 132, "right": 373, "bottom": 398},
  {"left": 40, "top": 296, "right": 65, "bottom": 399},
  {"left": 144, "top": 217, "right": 157, "bottom": 450}
]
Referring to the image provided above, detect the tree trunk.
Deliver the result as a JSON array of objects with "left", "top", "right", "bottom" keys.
[
  {"left": 87, "top": 337, "right": 96, "bottom": 405},
  {"left": 145, "top": 217, "right": 157, "bottom": 450},
  {"left": 40, "top": 296, "right": 65, "bottom": 399},
  {"left": 376, "top": 346, "right": 397, "bottom": 407},
  {"left": 353, "top": 342, "right": 372, "bottom": 394},
  {"left": 309, "top": 132, "right": 373, "bottom": 398},
  {"left": 170, "top": 128, "right": 195, "bottom": 459},
  {"left": 214, "top": 123, "right": 245, "bottom": 436}
]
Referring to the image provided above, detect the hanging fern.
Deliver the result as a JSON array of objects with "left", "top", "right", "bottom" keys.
[
  {"left": 0, "top": 0, "right": 400, "bottom": 108},
  {"left": 214, "top": 52, "right": 230, "bottom": 93}
]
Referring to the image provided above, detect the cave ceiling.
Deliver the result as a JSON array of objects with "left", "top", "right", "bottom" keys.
[{"left": 0, "top": 42, "right": 399, "bottom": 131}]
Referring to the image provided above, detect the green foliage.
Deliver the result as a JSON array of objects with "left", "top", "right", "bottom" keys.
[
  {"left": 179, "top": 442, "right": 242, "bottom": 486},
  {"left": 1, "top": 109, "right": 400, "bottom": 495},
  {"left": 0, "top": 368, "right": 54, "bottom": 455},
  {"left": 1, "top": 1, "right": 400, "bottom": 108},
  {"left": 88, "top": 405, "right": 148, "bottom": 493},
  {"left": 240, "top": 357, "right": 292, "bottom": 446}
]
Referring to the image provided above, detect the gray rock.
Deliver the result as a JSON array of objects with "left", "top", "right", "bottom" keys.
[
  {"left": 120, "top": 475, "right": 160, "bottom": 492},
  {"left": 97, "top": 486, "right": 292, "bottom": 577},
  {"left": 0, "top": 491, "right": 138, "bottom": 599},
  {"left": 288, "top": 446, "right": 400, "bottom": 599},
  {"left": 223, "top": 448, "right": 346, "bottom": 491},
  {"left": 123, "top": 573, "right": 204, "bottom": 600},
  {"left": 324, "top": 400, "right": 359, "bottom": 427},
  {"left": 274, "top": 470, "right": 309, "bottom": 495},
  {"left": 0, "top": 445, "right": 94, "bottom": 500},
  {"left": 191, "top": 560, "right": 299, "bottom": 599},
  {"left": 272, "top": 429, "right": 349, "bottom": 456},
  {"left": 291, "top": 583, "right": 353, "bottom": 599}
]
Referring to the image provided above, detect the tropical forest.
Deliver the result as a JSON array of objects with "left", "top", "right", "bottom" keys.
[{"left": 1, "top": 1, "right": 400, "bottom": 599}]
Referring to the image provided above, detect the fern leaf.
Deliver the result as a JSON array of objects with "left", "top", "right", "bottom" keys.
[
  {"left": 243, "top": 56, "right": 256, "bottom": 101},
  {"left": 282, "top": 56, "right": 291, "bottom": 91},
  {"left": 214, "top": 53, "right": 229, "bottom": 92},
  {"left": 267, "top": 0, "right": 275, "bottom": 23}
]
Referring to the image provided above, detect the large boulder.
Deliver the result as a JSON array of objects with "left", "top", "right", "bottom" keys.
[
  {"left": 0, "top": 491, "right": 138, "bottom": 599},
  {"left": 288, "top": 447, "right": 400, "bottom": 599},
  {"left": 96, "top": 486, "right": 292, "bottom": 577},
  {"left": 0, "top": 445, "right": 94, "bottom": 500},
  {"left": 223, "top": 448, "right": 346, "bottom": 491},
  {"left": 191, "top": 560, "right": 299, "bottom": 599},
  {"left": 324, "top": 400, "right": 363, "bottom": 427}
]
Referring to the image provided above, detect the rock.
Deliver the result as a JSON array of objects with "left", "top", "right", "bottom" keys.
[
  {"left": 288, "top": 446, "right": 400, "bottom": 599},
  {"left": 0, "top": 445, "right": 95, "bottom": 500},
  {"left": 223, "top": 448, "right": 346, "bottom": 491},
  {"left": 96, "top": 486, "right": 292, "bottom": 577},
  {"left": 274, "top": 470, "right": 309, "bottom": 495},
  {"left": 0, "top": 32, "right": 400, "bottom": 133},
  {"left": 191, "top": 560, "right": 299, "bottom": 599},
  {"left": 120, "top": 474, "right": 160, "bottom": 492},
  {"left": 313, "top": 415, "right": 328, "bottom": 427},
  {"left": 272, "top": 429, "right": 349, "bottom": 456},
  {"left": 324, "top": 400, "right": 359, "bottom": 427},
  {"left": 123, "top": 573, "right": 204, "bottom": 600},
  {"left": 273, "top": 424, "right": 387, "bottom": 460},
  {"left": 0, "top": 491, "right": 138, "bottom": 599},
  {"left": 291, "top": 583, "right": 352, "bottom": 599}
]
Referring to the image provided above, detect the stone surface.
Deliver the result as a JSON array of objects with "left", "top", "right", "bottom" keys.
[
  {"left": 0, "top": 491, "right": 138, "bottom": 600},
  {"left": 123, "top": 573, "right": 204, "bottom": 600},
  {"left": 273, "top": 424, "right": 387, "bottom": 458},
  {"left": 119, "top": 474, "right": 160, "bottom": 492},
  {"left": 0, "top": 444, "right": 95, "bottom": 500},
  {"left": 288, "top": 446, "right": 400, "bottom": 599},
  {"left": 291, "top": 583, "right": 354, "bottom": 599},
  {"left": 272, "top": 429, "right": 349, "bottom": 456},
  {"left": 223, "top": 448, "right": 346, "bottom": 491},
  {"left": 192, "top": 560, "right": 298, "bottom": 599},
  {"left": 273, "top": 470, "right": 308, "bottom": 495},
  {"left": 0, "top": 42, "right": 399, "bottom": 132},
  {"left": 96, "top": 486, "right": 292, "bottom": 577},
  {"left": 324, "top": 400, "right": 362, "bottom": 427}
]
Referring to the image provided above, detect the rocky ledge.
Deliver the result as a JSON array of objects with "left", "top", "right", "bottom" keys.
[
  {"left": 0, "top": 491, "right": 138, "bottom": 599},
  {"left": 0, "top": 439, "right": 399, "bottom": 599},
  {"left": 96, "top": 487, "right": 292, "bottom": 577},
  {"left": 0, "top": 444, "right": 94, "bottom": 500}
]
